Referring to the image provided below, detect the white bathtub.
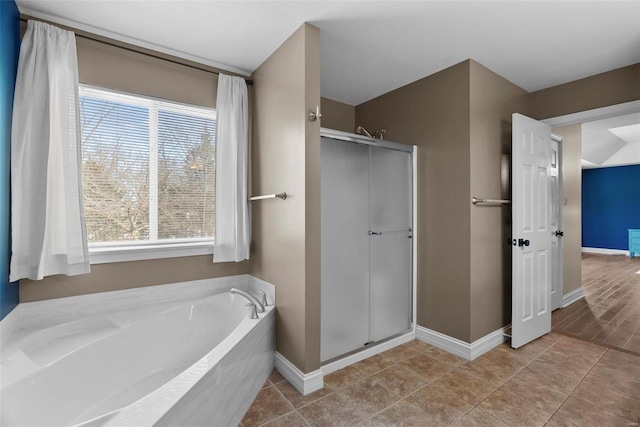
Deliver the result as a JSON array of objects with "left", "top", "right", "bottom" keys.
[{"left": 0, "top": 275, "right": 275, "bottom": 427}]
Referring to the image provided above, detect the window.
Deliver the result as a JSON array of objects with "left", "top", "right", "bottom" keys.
[{"left": 79, "top": 86, "right": 217, "bottom": 263}]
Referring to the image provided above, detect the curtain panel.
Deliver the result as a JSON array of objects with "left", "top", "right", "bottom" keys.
[
  {"left": 214, "top": 74, "right": 250, "bottom": 262},
  {"left": 10, "top": 21, "right": 90, "bottom": 281}
]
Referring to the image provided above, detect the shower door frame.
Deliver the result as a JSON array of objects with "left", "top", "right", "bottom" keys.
[
  {"left": 321, "top": 128, "right": 414, "bottom": 154},
  {"left": 320, "top": 127, "right": 417, "bottom": 363}
]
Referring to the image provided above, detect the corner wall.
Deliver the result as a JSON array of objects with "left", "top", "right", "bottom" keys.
[
  {"left": 356, "top": 61, "right": 472, "bottom": 342},
  {"left": 320, "top": 97, "right": 355, "bottom": 133},
  {"left": 530, "top": 63, "right": 640, "bottom": 120},
  {"left": 250, "top": 23, "right": 321, "bottom": 373},
  {"left": 468, "top": 61, "right": 530, "bottom": 342},
  {"left": 356, "top": 60, "right": 639, "bottom": 344},
  {"left": 0, "top": 0, "right": 20, "bottom": 319}
]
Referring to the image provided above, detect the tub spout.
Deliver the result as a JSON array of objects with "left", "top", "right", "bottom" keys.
[{"left": 230, "top": 288, "right": 265, "bottom": 313}]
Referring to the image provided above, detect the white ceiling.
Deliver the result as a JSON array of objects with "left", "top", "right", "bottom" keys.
[
  {"left": 582, "top": 113, "right": 640, "bottom": 169},
  {"left": 15, "top": 1, "right": 640, "bottom": 106}
]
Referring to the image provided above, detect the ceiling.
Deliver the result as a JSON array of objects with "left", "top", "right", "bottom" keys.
[
  {"left": 15, "top": 1, "right": 640, "bottom": 106},
  {"left": 582, "top": 113, "right": 640, "bottom": 169}
]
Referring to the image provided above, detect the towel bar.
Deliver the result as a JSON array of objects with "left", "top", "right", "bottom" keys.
[
  {"left": 472, "top": 197, "right": 511, "bottom": 205},
  {"left": 249, "top": 192, "right": 287, "bottom": 201}
]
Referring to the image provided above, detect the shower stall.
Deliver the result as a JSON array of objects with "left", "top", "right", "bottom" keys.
[{"left": 320, "top": 128, "right": 413, "bottom": 363}]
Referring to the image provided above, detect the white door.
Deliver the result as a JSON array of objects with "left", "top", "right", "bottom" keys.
[
  {"left": 511, "top": 113, "right": 553, "bottom": 348},
  {"left": 550, "top": 137, "right": 564, "bottom": 311}
]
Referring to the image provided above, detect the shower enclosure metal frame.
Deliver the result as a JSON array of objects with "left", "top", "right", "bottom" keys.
[
  {"left": 321, "top": 128, "right": 412, "bottom": 153},
  {"left": 320, "top": 127, "right": 417, "bottom": 363}
]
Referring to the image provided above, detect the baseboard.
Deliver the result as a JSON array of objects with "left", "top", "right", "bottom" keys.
[
  {"left": 321, "top": 331, "right": 414, "bottom": 376},
  {"left": 562, "top": 287, "right": 584, "bottom": 308},
  {"left": 415, "top": 325, "right": 509, "bottom": 361},
  {"left": 582, "top": 247, "right": 628, "bottom": 256},
  {"left": 274, "top": 352, "right": 324, "bottom": 396}
]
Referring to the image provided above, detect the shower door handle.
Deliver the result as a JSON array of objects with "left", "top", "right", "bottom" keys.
[{"left": 368, "top": 231, "right": 382, "bottom": 236}]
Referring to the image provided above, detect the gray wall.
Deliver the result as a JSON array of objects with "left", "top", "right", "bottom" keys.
[
  {"left": 357, "top": 60, "right": 473, "bottom": 341},
  {"left": 468, "top": 61, "right": 529, "bottom": 342},
  {"left": 320, "top": 97, "right": 355, "bottom": 133},
  {"left": 356, "top": 59, "right": 640, "bottom": 343},
  {"left": 250, "top": 23, "right": 322, "bottom": 373}
]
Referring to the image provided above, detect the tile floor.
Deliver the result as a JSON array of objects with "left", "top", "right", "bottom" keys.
[
  {"left": 552, "top": 253, "right": 640, "bottom": 354},
  {"left": 241, "top": 333, "right": 640, "bottom": 426}
]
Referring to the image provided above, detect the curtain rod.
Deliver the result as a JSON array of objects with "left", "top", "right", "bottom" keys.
[{"left": 19, "top": 17, "right": 254, "bottom": 86}]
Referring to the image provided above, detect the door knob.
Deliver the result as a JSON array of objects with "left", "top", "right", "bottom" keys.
[
  {"left": 368, "top": 231, "right": 382, "bottom": 235},
  {"left": 554, "top": 230, "right": 564, "bottom": 237},
  {"left": 517, "top": 238, "right": 530, "bottom": 247}
]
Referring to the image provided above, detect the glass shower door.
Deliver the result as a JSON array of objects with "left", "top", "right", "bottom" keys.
[
  {"left": 369, "top": 146, "right": 412, "bottom": 342},
  {"left": 320, "top": 137, "right": 370, "bottom": 362}
]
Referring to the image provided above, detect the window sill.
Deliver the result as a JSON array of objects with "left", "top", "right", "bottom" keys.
[{"left": 89, "top": 241, "right": 214, "bottom": 264}]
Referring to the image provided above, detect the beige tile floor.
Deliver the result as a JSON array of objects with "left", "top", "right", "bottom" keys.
[{"left": 241, "top": 334, "right": 640, "bottom": 426}]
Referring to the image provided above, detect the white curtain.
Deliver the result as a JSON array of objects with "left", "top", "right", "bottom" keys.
[
  {"left": 10, "top": 21, "right": 90, "bottom": 281},
  {"left": 214, "top": 74, "right": 250, "bottom": 262}
]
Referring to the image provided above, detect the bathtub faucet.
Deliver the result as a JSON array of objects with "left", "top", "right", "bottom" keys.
[{"left": 230, "top": 288, "right": 265, "bottom": 313}]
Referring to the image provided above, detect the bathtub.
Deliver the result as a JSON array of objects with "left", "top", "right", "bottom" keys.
[{"left": 0, "top": 275, "right": 275, "bottom": 427}]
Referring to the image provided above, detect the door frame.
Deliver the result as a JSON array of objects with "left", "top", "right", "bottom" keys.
[
  {"left": 551, "top": 133, "right": 564, "bottom": 311},
  {"left": 542, "top": 100, "right": 640, "bottom": 128},
  {"left": 320, "top": 127, "right": 414, "bottom": 153},
  {"left": 541, "top": 100, "right": 640, "bottom": 306}
]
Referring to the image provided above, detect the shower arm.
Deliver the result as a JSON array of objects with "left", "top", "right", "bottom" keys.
[{"left": 355, "top": 125, "right": 373, "bottom": 138}]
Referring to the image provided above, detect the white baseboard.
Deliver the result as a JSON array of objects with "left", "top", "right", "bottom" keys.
[
  {"left": 274, "top": 352, "right": 323, "bottom": 396},
  {"left": 562, "top": 287, "right": 584, "bottom": 308},
  {"left": 415, "top": 325, "right": 509, "bottom": 361},
  {"left": 582, "top": 247, "right": 628, "bottom": 256},
  {"left": 274, "top": 331, "right": 415, "bottom": 394},
  {"left": 321, "top": 331, "right": 414, "bottom": 376}
]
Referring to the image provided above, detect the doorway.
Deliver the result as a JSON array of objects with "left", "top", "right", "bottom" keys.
[{"left": 545, "top": 102, "right": 640, "bottom": 355}]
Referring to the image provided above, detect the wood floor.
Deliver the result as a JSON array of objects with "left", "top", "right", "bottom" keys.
[{"left": 552, "top": 252, "right": 640, "bottom": 355}]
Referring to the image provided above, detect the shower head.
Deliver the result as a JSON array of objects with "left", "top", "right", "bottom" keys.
[{"left": 355, "top": 125, "right": 373, "bottom": 138}]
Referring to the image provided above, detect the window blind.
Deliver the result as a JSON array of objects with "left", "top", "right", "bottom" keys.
[{"left": 79, "top": 86, "right": 217, "bottom": 245}]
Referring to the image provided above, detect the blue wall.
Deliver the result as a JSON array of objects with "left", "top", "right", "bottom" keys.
[
  {"left": 582, "top": 164, "right": 640, "bottom": 250},
  {"left": 0, "top": 0, "right": 20, "bottom": 320}
]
